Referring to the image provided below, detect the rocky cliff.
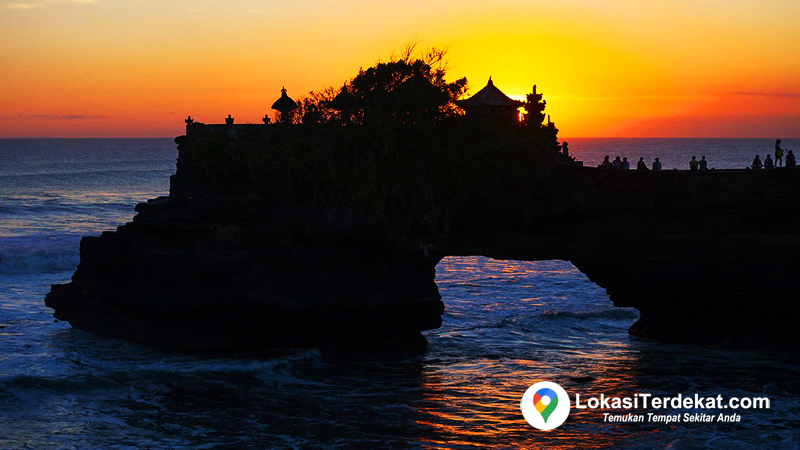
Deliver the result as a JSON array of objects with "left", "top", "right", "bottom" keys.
[
  {"left": 443, "top": 167, "right": 800, "bottom": 349},
  {"left": 45, "top": 135, "right": 444, "bottom": 356},
  {"left": 46, "top": 134, "right": 800, "bottom": 354}
]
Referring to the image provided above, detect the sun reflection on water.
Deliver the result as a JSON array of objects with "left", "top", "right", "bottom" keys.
[
  {"left": 407, "top": 256, "right": 799, "bottom": 448},
  {"left": 410, "top": 256, "right": 664, "bottom": 448}
]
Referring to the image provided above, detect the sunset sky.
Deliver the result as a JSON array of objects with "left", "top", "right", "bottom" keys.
[{"left": 1, "top": 0, "right": 799, "bottom": 138}]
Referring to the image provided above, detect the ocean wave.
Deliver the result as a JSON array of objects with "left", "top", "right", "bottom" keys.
[
  {"left": 0, "top": 244, "right": 79, "bottom": 274},
  {"left": 539, "top": 309, "right": 640, "bottom": 320},
  {"left": 0, "top": 374, "right": 124, "bottom": 397},
  {"left": 10, "top": 202, "right": 135, "bottom": 215},
  {"left": 0, "top": 168, "right": 174, "bottom": 180},
  {"left": 0, "top": 200, "right": 141, "bottom": 224}
]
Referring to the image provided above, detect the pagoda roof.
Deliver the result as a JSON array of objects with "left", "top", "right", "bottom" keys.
[
  {"left": 271, "top": 87, "right": 298, "bottom": 112},
  {"left": 459, "top": 77, "right": 523, "bottom": 108}
]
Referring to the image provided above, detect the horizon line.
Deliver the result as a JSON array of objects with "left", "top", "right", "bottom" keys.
[{"left": 2, "top": 136, "right": 799, "bottom": 140}]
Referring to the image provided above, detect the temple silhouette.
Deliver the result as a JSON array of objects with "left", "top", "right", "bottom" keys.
[
  {"left": 182, "top": 78, "right": 552, "bottom": 139},
  {"left": 184, "top": 87, "right": 300, "bottom": 138},
  {"left": 458, "top": 77, "right": 523, "bottom": 121}
]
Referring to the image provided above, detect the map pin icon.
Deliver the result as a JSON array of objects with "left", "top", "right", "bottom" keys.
[{"left": 533, "top": 388, "right": 559, "bottom": 423}]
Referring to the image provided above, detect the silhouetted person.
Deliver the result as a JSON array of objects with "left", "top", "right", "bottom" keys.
[
  {"left": 561, "top": 141, "right": 569, "bottom": 158},
  {"left": 622, "top": 156, "right": 630, "bottom": 170},
  {"left": 765, "top": 154, "right": 774, "bottom": 169},
  {"left": 652, "top": 157, "right": 662, "bottom": 171},
  {"left": 775, "top": 139, "right": 784, "bottom": 167},
  {"left": 612, "top": 156, "right": 623, "bottom": 169},
  {"left": 600, "top": 155, "right": 612, "bottom": 168},
  {"left": 689, "top": 156, "right": 699, "bottom": 170},
  {"left": 637, "top": 157, "right": 648, "bottom": 170},
  {"left": 787, "top": 150, "right": 796, "bottom": 167},
  {"left": 699, "top": 155, "right": 708, "bottom": 170},
  {"left": 752, "top": 155, "right": 763, "bottom": 169}
]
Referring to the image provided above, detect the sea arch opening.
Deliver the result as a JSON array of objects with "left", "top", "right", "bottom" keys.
[{"left": 428, "top": 256, "right": 641, "bottom": 352}]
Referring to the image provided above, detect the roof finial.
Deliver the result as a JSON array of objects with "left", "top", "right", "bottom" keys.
[{"left": 488, "top": 76, "right": 493, "bottom": 86}]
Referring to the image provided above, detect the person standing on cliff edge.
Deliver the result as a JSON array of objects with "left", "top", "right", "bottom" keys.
[{"left": 775, "top": 139, "right": 785, "bottom": 167}]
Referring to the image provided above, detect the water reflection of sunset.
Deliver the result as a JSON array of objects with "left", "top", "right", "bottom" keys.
[
  {"left": 413, "top": 256, "right": 796, "bottom": 448},
  {"left": 414, "top": 356, "right": 663, "bottom": 449},
  {"left": 414, "top": 257, "right": 648, "bottom": 447}
]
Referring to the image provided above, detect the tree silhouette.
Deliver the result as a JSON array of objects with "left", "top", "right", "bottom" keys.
[{"left": 299, "top": 43, "right": 467, "bottom": 127}]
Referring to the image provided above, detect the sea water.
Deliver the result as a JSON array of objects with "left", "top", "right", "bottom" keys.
[
  {"left": 1, "top": 138, "right": 798, "bottom": 449},
  {"left": 567, "top": 137, "right": 800, "bottom": 170}
]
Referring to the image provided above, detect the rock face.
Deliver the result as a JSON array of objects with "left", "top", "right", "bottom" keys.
[
  {"left": 46, "top": 136, "right": 800, "bottom": 353},
  {"left": 46, "top": 136, "right": 443, "bottom": 355},
  {"left": 444, "top": 168, "right": 800, "bottom": 349}
]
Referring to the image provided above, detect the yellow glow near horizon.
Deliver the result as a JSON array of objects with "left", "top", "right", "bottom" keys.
[{"left": 1, "top": 0, "right": 799, "bottom": 137}]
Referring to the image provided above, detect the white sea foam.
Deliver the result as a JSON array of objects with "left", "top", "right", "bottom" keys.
[
  {"left": 0, "top": 234, "right": 82, "bottom": 274},
  {"left": 0, "top": 243, "right": 79, "bottom": 274}
]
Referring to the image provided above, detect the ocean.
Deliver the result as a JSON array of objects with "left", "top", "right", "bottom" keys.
[
  {"left": 567, "top": 137, "right": 800, "bottom": 170},
  {"left": 1, "top": 138, "right": 798, "bottom": 449}
]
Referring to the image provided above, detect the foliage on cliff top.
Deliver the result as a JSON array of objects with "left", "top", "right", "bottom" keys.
[
  {"left": 189, "top": 45, "right": 566, "bottom": 238},
  {"left": 295, "top": 44, "right": 467, "bottom": 126}
]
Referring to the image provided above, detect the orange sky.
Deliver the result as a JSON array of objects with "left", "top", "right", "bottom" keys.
[{"left": 1, "top": 0, "right": 799, "bottom": 138}]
